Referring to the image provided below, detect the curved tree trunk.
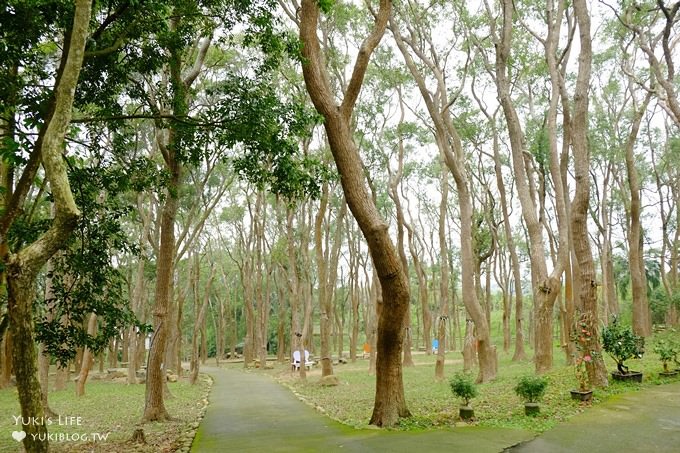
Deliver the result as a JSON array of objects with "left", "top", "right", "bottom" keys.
[
  {"left": 390, "top": 12, "right": 496, "bottom": 382},
  {"left": 6, "top": 1, "right": 89, "bottom": 450},
  {"left": 300, "top": 0, "right": 411, "bottom": 427},
  {"left": 75, "top": 313, "right": 98, "bottom": 397}
]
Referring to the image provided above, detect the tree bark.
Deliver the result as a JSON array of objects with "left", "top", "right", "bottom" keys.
[
  {"left": 300, "top": 0, "right": 411, "bottom": 426},
  {"left": 570, "top": 0, "right": 609, "bottom": 387},
  {"left": 315, "top": 183, "right": 334, "bottom": 377},
  {"left": 435, "top": 158, "right": 449, "bottom": 381},
  {"left": 191, "top": 264, "right": 216, "bottom": 385},
  {"left": 143, "top": 18, "right": 210, "bottom": 422},
  {"left": 494, "top": 0, "right": 570, "bottom": 373},
  {"left": 625, "top": 93, "right": 653, "bottom": 337},
  {"left": 6, "top": 1, "right": 90, "bottom": 450},
  {"left": 391, "top": 11, "right": 496, "bottom": 382},
  {"left": 143, "top": 164, "right": 178, "bottom": 421},
  {"left": 75, "top": 313, "right": 98, "bottom": 397}
]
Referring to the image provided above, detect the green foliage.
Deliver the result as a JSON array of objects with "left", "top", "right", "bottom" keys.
[
  {"left": 35, "top": 162, "right": 146, "bottom": 367},
  {"left": 205, "top": 74, "right": 329, "bottom": 200},
  {"left": 449, "top": 372, "right": 478, "bottom": 406},
  {"left": 601, "top": 317, "right": 645, "bottom": 375},
  {"left": 514, "top": 375, "right": 548, "bottom": 403},
  {"left": 652, "top": 332, "right": 679, "bottom": 371},
  {"left": 317, "top": 0, "right": 336, "bottom": 15},
  {"left": 649, "top": 286, "right": 672, "bottom": 325}
]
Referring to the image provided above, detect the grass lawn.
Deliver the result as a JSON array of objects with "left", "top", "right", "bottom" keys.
[
  {"left": 253, "top": 338, "right": 679, "bottom": 434},
  {"left": 0, "top": 371, "right": 211, "bottom": 452}
]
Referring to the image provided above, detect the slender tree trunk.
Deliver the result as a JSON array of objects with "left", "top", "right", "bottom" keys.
[
  {"left": 388, "top": 113, "right": 414, "bottom": 368},
  {"left": 0, "top": 330, "right": 11, "bottom": 389},
  {"left": 625, "top": 94, "right": 653, "bottom": 337},
  {"left": 287, "top": 208, "right": 306, "bottom": 379},
  {"left": 435, "top": 162, "right": 449, "bottom": 381},
  {"left": 316, "top": 183, "right": 334, "bottom": 377},
  {"left": 191, "top": 265, "right": 215, "bottom": 385},
  {"left": 54, "top": 363, "right": 67, "bottom": 392},
  {"left": 143, "top": 165, "right": 178, "bottom": 421},
  {"left": 391, "top": 16, "right": 496, "bottom": 382},
  {"left": 75, "top": 314, "right": 97, "bottom": 396},
  {"left": 405, "top": 222, "right": 430, "bottom": 355},
  {"left": 128, "top": 236, "right": 147, "bottom": 384}
]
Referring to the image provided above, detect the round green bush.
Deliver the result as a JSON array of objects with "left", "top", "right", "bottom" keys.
[
  {"left": 514, "top": 375, "right": 548, "bottom": 403},
  {"left": 449, "top": 372, "right": 478, "bottom": 406}
]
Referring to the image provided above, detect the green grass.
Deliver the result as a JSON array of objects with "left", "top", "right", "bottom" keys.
[
  {"left": 252, "top": 334, "right": 679, "bottom": 434},
  {"left": 0, "top": 372, "right": 211, "bottom": 452}
]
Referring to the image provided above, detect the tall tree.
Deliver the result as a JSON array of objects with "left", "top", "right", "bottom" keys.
[
  {"left": 299, "top": 0, "right": 412, "bottom": 426},
  {"left": 143, "top": 13, "right": 212, "bottom": 421},
  {"left": 2, "top": 1, "right": 92, "bottom": 450},
  {"left": 570, "top": 0, "right": 609, "bottom": 387},
  {"left": 391, "top": 2, "right": 497, "bottom": 382},
  {"left": 488, "top": 0, "right": 571, "bottom": 373}
]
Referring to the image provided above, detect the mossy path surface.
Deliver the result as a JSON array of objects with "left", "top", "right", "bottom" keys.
[
  {"left": 191, "top": 366, "right": 531, "bottom": 452},
  {"left": 511, "top": 381, "right": 680, "bottom": 453},
  {"left": 192, "top": 366, "right": 680, "bottom": 452}
]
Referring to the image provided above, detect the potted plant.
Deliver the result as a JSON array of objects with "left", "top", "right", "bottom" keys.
[
  {"left": 571, "top": 355, "right": 594, "bottom": 401},
  {"left": 514, "top": 375, "right": 548, "bottom": 416},
  {"left": 653, "top": 338, "right": 679, "bottom": 377},
  {"left": 601, "top": 317, "right": 645, "bottom": 382},
  {"left": 570, "top": 314, "right": 595, "bottom": 401},
  {"left": 449, "top": 372, "right": 478, "bottom": 421}
]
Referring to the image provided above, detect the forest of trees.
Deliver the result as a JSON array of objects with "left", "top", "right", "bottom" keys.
[{"left": 1, "top": 0, "right": 680, "bottom": 449}]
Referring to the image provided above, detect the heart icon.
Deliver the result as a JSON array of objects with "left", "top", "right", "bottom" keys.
[{"left": 12, "top": 431, "right": 26, "bottom": 442}]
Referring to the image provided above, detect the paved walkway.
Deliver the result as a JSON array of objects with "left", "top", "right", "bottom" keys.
[
  {"left": 191, "top": 367, "right": 531, "bottom": 452},
  {"left": 192, "top": 367, "right": 680, "bottom": 452},
  {"left": 511, "top": 380, "right": 680, "bottom": 452}
]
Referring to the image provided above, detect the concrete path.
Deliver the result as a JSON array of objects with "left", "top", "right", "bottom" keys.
[
  {"left": 192, "top": 366, "right": 680, "bottom": 452},
  {"left": 511, "top": 381, "right": 680, "bottom": 453},
  {"left": 191, "top": 367, "right": 532, "bottom": 452}
]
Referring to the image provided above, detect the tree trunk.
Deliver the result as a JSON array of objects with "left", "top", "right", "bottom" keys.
[
  {"left": 39, "top": 259, "right": 57, "bottom": 416},
  {"left": 387, "top": 113, "right": 414, "bottom": 368},
  {"left": 9, "top": 278, "right": 50, "bottom": 452},
  {"left": 300, "top": 0, "right": 411, "bottom": 426},
  {"left": 405, "top": 222, "right": 430, "bottom": 355},
  {"left": 0, "top": 330, "right": 11, "bottom": 389},
  {"left": 435, "top": 161, "right": 450, "bottom": 381},
  {"left": 5, "top": 2, "right": 89, "bottom": 450},
  {"left": 492, "top": 132, "right": 526, "bottom": 361},
  {"left": 462, "top": 318, "right": 476, "bottom": 372},
  {"left": 286, "top": 208, "right": 306, "bottom": 379},
  {"left": 75, "top": 313, "right": 98, "bottom": 397},
  {"left": 316, "top": 183, "right": 334, "bottom": 377},
  {"left": 625, "top": 94, "right": 653, "bottom": 337},
  {"left": 390, "top": 15, "right": 496, "bottom": 382},
  {"left": 143, "top": 165, "right": 178, "bottom": 421},
  {"left": 191, "top": 265, "right": 215, "bottom": 385},
  {"left": 54, "top": 364, "right": 67, "bottom": 392},
  {"left": 349, "top": 220, "right": 361, "bottom": 362},
  {"left": 128, "top": 240, "right": 147, "bottom": 384}
]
